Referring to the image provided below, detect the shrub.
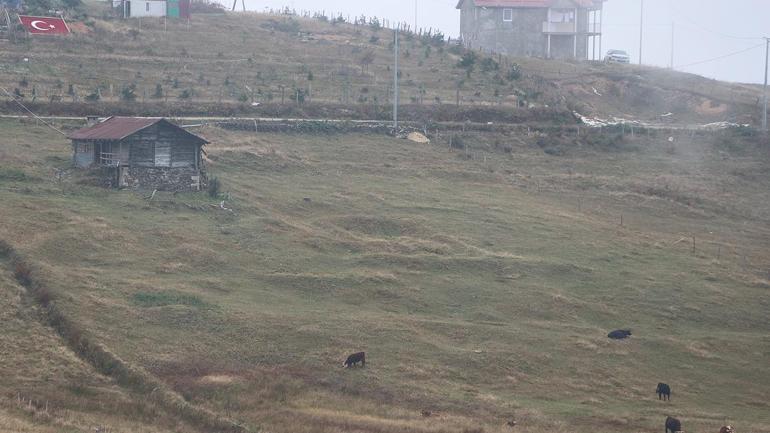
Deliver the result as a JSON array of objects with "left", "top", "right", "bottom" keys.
[
  {"left": 120, "top": 84, "right": 137, "bottom": 101},
  {"left": 13, "top": 262, "right": 32, "bottom": 287},
  {"left": 131, "top": 291, "right": 204, "bottom": 308},
  {"left": 208, "top": 176, "right": 221, "bottom": 197},
  {"left": 480, "top": 57, "right": 499, "bottom": 72},
  {"left": 506, "top": 64, "right": 522, "bottom": 81}
]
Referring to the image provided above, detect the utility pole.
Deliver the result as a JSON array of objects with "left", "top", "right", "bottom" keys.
[
  {"left": 414, "top": 0, "right": 418, "bottom": 33},
  {"left": 639, "top": 0, "right": 644, "bottom": 65},
  {"left": 394, "top": 27, "right": 399, "bottom": 130},
  {"left": 763, "top": 37, "right": 768, "bottom": 131},
  {"left": 670, "top": 22, "right": 675, "bottom": 69}
]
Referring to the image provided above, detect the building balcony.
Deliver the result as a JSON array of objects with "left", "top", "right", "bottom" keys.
[{"left": 542, "top": 22, "right": 577, "bottom": 34}]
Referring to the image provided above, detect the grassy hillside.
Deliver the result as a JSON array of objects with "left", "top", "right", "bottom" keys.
[
  {"left": 0, "top": 117, "right": 768, "bottom": 433},
  {"left": 0, "top": 7, "right": 765, "bottom": 125}
]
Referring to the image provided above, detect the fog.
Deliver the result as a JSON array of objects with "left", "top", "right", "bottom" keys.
[{"left": 236, "top": 0, "right": 769, "bottom": 84}]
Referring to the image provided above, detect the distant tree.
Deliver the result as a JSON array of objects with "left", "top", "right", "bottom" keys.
[
  {"left": 358, "top": 50, "right": 375, "bottom": 74},
  {"left": 369, "top": 17, "right": 381, "bottom": 31},
  {"left": 457, "top": 52, "right": 478, "bottom": 78},
  {"left": 85, "top": 88, "right": 100, "bottom": 102},
  {"left": 120, "top": 84, "right": 137, "bottom": 101},
  {"left": 153, "top": 84, "right": 163, "bottom": 98},
  {"left": 506, "top": 64, "right": 522, "bottom": 81},
  {"left": 480, "top": 57, "right": 499, "bottom": 72}
]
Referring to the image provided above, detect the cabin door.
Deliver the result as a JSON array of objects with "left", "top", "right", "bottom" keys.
[{"left": 118, "top": 167, "right": 129, "bottom": 188}]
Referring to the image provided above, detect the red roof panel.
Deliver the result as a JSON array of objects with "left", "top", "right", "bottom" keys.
[
  {"left": 68, "top": 117, "right": 163, "bottom": 140},
  {"left": 457, "top": 0, "right": 603, "bottom": 8},
  {"left": 68, "top": 117, "right": 207, "bottom": 144}
]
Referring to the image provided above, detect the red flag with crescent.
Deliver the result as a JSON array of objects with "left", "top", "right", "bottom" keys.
[{"left": 18, "top": 16, "right": 70, "bottom": 35}]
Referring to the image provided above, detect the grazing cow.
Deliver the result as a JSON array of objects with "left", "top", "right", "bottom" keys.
[
  {"left": 719, "top": 426, "right": 735, "bottom": 433},
  {"left": 608, "top": 329, "right": 632, "bottom": 340},
  {"left": 343, "top": 352, "right": 366, "bottom": 368},
  {"left": 506, "top": 420, "right": 517, "bottom": 427},
  {"left": 421, "top": 410, "right": 432, "bottom": 417},
  {"left": 657, "top": 382, "right": 672, "bottom": 401},
  {"left": 665, "top": 416, "right": 683, "bottom": 433}
]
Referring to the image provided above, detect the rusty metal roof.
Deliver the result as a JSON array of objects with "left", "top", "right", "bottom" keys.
[
  {"left": 68, "top": 117, "right": 208, "bottom": 144},
  {"left": 457, "top": 0, "right": 604, "bottom": 8}
]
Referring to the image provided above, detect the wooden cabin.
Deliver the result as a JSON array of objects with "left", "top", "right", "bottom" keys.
[{"left": 68, "top": 117, "right": 208, "bottom": 191}]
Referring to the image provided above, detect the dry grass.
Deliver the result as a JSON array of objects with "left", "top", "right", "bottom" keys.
[
  {"left": 0, "top": 119, "right": 768, "bottom": 433},
  {"left": 0, "top": 7, "right": 763, "bottom": 124}
]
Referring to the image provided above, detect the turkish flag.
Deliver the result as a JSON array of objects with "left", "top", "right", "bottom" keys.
[{"left": 18, "top": 16, "right": 70, "bottom": 35}]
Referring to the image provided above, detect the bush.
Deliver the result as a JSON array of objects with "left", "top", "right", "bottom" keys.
[
  {"left": 0, "top": 168, "right": 28, "bottom": 181},
  {"left": 132, "top": 291, "right": 204, "bottom": 308},
  {"left": 208, "top": 176, "right": 221, "bottom": 198},
  {"left": 13, "top": 262, "right": 32, "bottom": 287},
  {"left": 480, "top": 57, "right": 499, "bottom": 72},
  {"left": 506, "top": 64, "right": 522, "bottom": 81},
  {"left": 120, "top": 84, "right": 137, "bottom": 101}
]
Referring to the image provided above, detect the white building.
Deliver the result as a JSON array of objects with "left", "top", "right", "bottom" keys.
[{"left": 117, "top": 0, "right": 168, "bottom": 18}]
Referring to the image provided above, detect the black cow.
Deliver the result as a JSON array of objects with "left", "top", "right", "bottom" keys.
[
  {"left": 665, "top": 416, "right": 682, "bottom": 433},
  {"left": 343, "top": 352, "right": 366, "bottom": 368},
  {"left": 657, "top": 383, "right": 671, "bottom": 401},
  {"left": 608, "top": 329, "right": 632, "bottom": 340}
]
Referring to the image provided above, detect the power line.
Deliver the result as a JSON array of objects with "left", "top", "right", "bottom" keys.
[
  {"left": 670, "top": 4, "right": 764, "bottom": 41},
  {"left": 0, "top": 86, "right": 67, "bottom": 136},
  {"left": 674, "top": 42, "right": 766, "bottom": 69}
]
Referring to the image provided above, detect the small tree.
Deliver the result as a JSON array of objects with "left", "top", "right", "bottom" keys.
[
  {"left": 153, "top": 84, "right": 164, "bottom": 98},
  {"left": 506, "top": 64, "right": 522, "bottom": 81},
  {"left": 480, "top": 57, "right": 499, "bottom": 73},
  {"left": 85, "top": 88, "right": 101, "bottom": 102},
  {"left": 358, "top": 50, "right": 375, "bottom": 74},
  {"left": 457, "top": 52, "right": 477, "bottom": 78},
  {"left": 120, "top": 84, "right": 137, "bottom": 101}
]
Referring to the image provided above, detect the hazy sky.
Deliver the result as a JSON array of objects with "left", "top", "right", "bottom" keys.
[{"left": 238, "top": 0, "right": 769, "bottom": 84}]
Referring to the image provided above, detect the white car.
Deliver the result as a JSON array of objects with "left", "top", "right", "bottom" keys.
[{"left": 605, "top": 49, "right": 631, "bottom": 64}]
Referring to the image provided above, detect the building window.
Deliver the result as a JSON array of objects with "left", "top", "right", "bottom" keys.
[
  {"left": 78, "top": 143, "right": 91, "bottom": 153},
  {"left": 503, "top": 8, "right": 513, "bottom": 22},
  {"left": 146, "top": 2, "right": 150, "bottom": 11}
]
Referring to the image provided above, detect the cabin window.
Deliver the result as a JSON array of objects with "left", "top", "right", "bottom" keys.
[
  {"left": 78, "top": 143, "right": 91, "bottom": 153},
  {"left": 145, "top": 2, "right": 150, "bottom": 11},
  {"left": 503, "top": 9, "right": 513, "bottom": 22}
]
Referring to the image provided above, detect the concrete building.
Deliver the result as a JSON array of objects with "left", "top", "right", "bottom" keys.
[
  {"left": 457, "top": 0, "right": 605, "bottom": 60},
  {"left": 115, "top": 0, "right": 190, "bottom": 18}
]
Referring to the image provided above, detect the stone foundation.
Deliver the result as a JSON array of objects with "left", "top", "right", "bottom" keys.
[{"left": 124, "top": 167, "right": 206, "bottom": 192}]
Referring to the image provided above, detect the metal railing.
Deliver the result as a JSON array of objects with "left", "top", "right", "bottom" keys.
[
  {"left": 542, "top": 22, "right": 577, "bottom": 34},
  {"left": 100, "top": 152, "right": 121, "bottom": 167}
]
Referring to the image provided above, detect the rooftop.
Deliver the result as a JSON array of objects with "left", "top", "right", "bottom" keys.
[
  {"left": 68, "top": 117, "right": 208, "bottom": 143},
  {"left": 456, "top": 0, "right": 604, "bottom": 8}
]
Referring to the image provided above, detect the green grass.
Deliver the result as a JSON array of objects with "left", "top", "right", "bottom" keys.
[
  {"left": 131, "top": 291, "right": 206, "bottom": 308},
  {"left": 0, "top": 118, "right": 768, "bottom": 433}
]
